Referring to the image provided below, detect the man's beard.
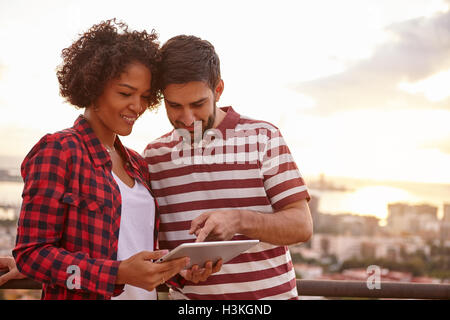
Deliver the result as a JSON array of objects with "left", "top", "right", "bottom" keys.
[
  {"left": 171, "top": 102, "right": 217, "bottom": 138},
  {"left": 203, "top": 104, "right": 216, "bottom": 133}
]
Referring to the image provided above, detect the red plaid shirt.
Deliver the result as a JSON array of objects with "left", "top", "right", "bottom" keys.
[{"left": 13, "top": 115, "right": 159, "bottom": 300}]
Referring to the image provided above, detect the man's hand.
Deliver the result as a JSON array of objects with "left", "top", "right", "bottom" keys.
[
  {"left": 179, "top": 259, "right": 223, "bottom": 283},
  {"left": 192, "top": 200, "right": 312, "bottom": 246},
  {"left": 189, "top": 210, "right": 241, "bottom": 243},
  {"left": 0, "top": 256, "right": 26, "bottom": 286},
  {"left": 116, "top": 250, "right": 190, "bottom": 291}
]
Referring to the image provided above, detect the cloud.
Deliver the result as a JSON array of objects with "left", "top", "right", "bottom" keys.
[
  {"left": 420, "top": 137, "right": 450, "bottom": 154},
  {"left": 294, "top": 9, "right": 450, "bottom": 115}
]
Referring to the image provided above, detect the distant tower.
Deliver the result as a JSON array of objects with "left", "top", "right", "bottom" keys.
[
  {"left": 387, "top": 202, "right": 438, "bottom": 237},
  {"left": 444, "top": 204, "right": 450, "bottom": 222},
  {"left": 441, "top": 204, "right": 450, "bottom": 240},
  {"left": 319, "top": 173, "right": 325, "bottom": 189},
  {"left": 308, "top": 195, "right": 320, "bottom": 231},
  {"left": 387, "top": 203, "right": 407, "bottom": 235}
]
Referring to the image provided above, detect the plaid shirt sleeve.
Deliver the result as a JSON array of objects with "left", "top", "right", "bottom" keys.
[
  {"left": 13, "top": 134, "right": 122, "bottom": 297},
  {"left": 166, "top": 274, "right": 187, "bottom": 289}
]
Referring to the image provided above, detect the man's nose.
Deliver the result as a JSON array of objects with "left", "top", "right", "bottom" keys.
[{"left": 180, "top": 109, "right": 195, "bottom": 127}]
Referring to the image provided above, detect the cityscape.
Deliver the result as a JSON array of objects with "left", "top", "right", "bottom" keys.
[{"left": 290, "top": 194, "right": 450, "bottom": 299}]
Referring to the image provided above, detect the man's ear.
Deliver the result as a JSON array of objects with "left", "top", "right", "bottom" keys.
[{"left": 214, "top": 79, "right": 224, "bottom": 102}]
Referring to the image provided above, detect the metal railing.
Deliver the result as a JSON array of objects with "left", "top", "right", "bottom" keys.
[
  {"left": 296, "top": 279, "right": 449, "bottom": 299},
  {"left": 1, "top": 270, "right": 449, "bottom": 299}
]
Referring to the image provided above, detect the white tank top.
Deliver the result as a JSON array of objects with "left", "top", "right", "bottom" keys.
[{"left": 111, "top": 171, "right": 156, "bottom": 300}]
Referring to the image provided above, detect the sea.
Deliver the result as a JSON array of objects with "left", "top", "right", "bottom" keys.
[{"left": 0, "top": 155, "right": 449, "bottom": 223}]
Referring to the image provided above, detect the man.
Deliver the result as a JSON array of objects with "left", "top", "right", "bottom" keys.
[{"left": 144, "top": 35, "right": 313, "bottom": 299}]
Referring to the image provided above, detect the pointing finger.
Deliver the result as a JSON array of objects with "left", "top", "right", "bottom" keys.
[
  {"left": 189, "top": 213, "right": 208, "bottom": 235},
  {"left": 195, "top": 222, "right": 214, "bottom": 243}
]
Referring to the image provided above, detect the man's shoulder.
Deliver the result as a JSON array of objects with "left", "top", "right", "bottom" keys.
[
  {"left": 234, "top": 113, "right": 280, "bottom": 132},
  {"left": 143, "top": 130, "right": 177, "bottom": 154}
]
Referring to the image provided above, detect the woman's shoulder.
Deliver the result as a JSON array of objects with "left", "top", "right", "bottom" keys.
[{"left": 23, "top": 128, "right": 84, "bottom": 163}]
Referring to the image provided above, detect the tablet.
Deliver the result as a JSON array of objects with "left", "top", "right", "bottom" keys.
[{"left": 156, "top": 240, "right": 259, "bottom": 269}]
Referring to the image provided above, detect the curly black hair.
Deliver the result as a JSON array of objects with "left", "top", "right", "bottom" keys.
[{"left": 57, "top": 18, "right": 161, "bottom": 110}]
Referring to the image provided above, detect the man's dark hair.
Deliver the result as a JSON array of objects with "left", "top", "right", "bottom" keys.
[
  {"left": 57, "top": 18, "right": 161, "bottom": 110},
  {"left": 157, "top": 35, "right": 221, "bottom": 92}
]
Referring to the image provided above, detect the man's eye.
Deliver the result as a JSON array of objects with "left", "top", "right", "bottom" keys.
[{"left": 192, "top": 103, "right": 204, "bottom": 108}]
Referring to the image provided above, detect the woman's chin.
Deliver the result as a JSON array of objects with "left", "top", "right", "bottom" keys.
[{"left": 116, "top": 127, "right": 133, "bottom": 137}]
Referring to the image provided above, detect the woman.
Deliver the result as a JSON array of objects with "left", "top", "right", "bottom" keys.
[{"left": 8, "top": 19, "right": 191, "bottom": 300}]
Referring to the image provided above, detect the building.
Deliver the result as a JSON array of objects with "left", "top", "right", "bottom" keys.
[
  {"left": 387, "top": 203, "right": 440, "bottom": 238},
  {"left": 441, "top": 203, "right": 450, "bottom": 241},
  {"left": 308, "top": 234, "right": 428, "bottom": 263},
  {"left": 313, "top": 212, "right": 381, "bottom": 237}
]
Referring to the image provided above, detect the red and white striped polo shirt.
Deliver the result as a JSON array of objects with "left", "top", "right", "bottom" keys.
[{"left": 143, "top": 106, "right": 310, "bottom": 299}]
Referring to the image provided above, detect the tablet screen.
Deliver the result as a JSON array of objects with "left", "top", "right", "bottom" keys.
[{"left": 156, "top": 240, "right": 259, "bottom": 268}]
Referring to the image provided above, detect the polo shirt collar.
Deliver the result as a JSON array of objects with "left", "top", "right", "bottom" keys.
[{"left": 214, "top": 106, "right": 240, "bottom": 136}]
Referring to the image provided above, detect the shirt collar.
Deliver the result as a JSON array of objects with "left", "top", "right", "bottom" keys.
[
  {"left": 214, "top": 106, "right": 240, "bottom": 136},
  {"left": 72, "top": 115, "right": 134, "bottom": 168}
]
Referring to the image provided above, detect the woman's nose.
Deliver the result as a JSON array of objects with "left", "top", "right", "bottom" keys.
[{"left": 129, "top": 96, "right": 145, "bottom": 115}]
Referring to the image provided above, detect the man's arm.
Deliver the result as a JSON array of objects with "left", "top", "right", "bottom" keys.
[{"left": 190, "top": 199, "right": 313, "bottom": 245}]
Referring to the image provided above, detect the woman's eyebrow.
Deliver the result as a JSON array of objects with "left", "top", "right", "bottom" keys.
[
  {"left": 118, "top": 83, "right": 151, "bottom": 92},
  {"left": 118, "top": 83, "right": 136, "bottom": 90}
]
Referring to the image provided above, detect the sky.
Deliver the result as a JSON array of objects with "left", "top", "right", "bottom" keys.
[{"left": 0, "top": 0, "right": 449, "bottom": 184}]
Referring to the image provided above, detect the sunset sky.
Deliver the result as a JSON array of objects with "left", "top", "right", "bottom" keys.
[{"left": 0, "top": 0, "right": 449, "bottom": 184}]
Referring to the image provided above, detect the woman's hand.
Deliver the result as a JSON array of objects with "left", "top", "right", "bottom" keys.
[
  {"left": 0, "top": 256, "right": 26, "bottom": 286},
  {"left": 116, "top": 250, "right": 190, "bottom": 291}
]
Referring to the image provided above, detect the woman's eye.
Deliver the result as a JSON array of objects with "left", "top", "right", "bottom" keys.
[{"left": 119, "top": 92, "right": 131, "bottom": 97}]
